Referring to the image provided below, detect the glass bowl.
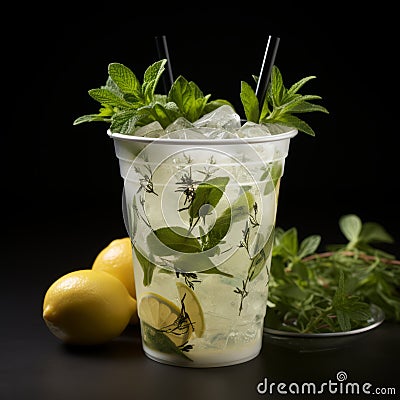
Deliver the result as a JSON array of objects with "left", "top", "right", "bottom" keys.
[{"left": 263, "top": 304, "right": 385, "bottom": 352}]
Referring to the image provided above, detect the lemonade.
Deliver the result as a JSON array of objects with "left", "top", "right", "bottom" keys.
[
  {"left": 118, "top": 125, "right": 297, "bottom": 367},
  {"left": 73, "top": 57, "right": 327, "bottom": 366}
]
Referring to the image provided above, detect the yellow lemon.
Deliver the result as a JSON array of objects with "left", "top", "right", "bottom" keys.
[
  {"left": 176, "top": 282, "right": 205, "bottom": 338},
  {"left": 139, "top": 292, "right": 193, "bottom": 347},
  {"left": 92, "top": 237, "right": 136, "bottom": 299},
  {"left": 43, "top": 269, "right": 137, "bottom": 345}
]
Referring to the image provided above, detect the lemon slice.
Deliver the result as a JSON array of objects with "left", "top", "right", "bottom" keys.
[
  {"left": 139, "top": 292, "right": 192, "bottom": 346},
  {"left": 176, "top": 282, "right": 205, "bottom": 338}
]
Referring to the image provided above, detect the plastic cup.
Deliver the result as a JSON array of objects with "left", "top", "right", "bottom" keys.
[{"left": 109, "top": 125, "right": 297, "bottom": 367}]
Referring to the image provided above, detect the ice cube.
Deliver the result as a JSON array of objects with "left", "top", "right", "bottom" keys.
[
  {"left": 162, "top": 129, "right": 208, "bottom": 140},
  {"left": 237, "top": 121, "right": 272, "bottom": 138},
  {"left": 194, "top": 105, "right": 241, "bottom": 132},
  {"left": 133, "top": 121, "right": 165, "bottom": 138},
  {"left": 261, "top": 122, "right": 292, "bottom": 135},
  {"left": 200, "top": 127, "right": 240, "bottom": 139},
  {"left": 238, "top": 121, "right": 293, "bottom": 138},
  {"left": 165, "top": 117, "right": 195, "bottom": 133}
]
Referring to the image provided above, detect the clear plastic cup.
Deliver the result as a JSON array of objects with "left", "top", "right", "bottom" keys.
[{"left": 109, "top": 126, "right": 297, "bottom": 367}]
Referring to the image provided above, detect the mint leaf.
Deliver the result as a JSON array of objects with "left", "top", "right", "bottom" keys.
[
  {"left": 290, "top": 101, "right": 330, "bottom": 114},
  {"left": 110, "top": 109, "right": 142, "bottom": 134},
  {"left": 203, "top": 267, "right": 233, "bottom": 277},
  {"left": 189, "top": 176, "right": 229, "bottom": 222},
  {"left": 88, "top": 88, "right": 135, "bottom": 109},
  {"left": 198, "top": 184, "right": 252, "bottom": 251},
  {"left": 203, "top": 99, "right": 235, "bottom": 114},
  {"left": 249, "top": 230, "right": 275, "bottom": 282},
  {"left": 142, "top": 59, "right": 167, "bottom": 103},
  {"left": 168, "top": 76, "right": 210, "bottom": 122},
  {"left": 240, "top": 81, "right": 259, "bottom": 122},
  {"left": 248, "top": 249, "right": 267, "bottom": 282},
  {"left": 145, "top": 102, "right": 182, "bottom": 128},
  {"left": 269, "top": 65, "right": 285, "bottom": 107},
  {"left": 268, "top": 110, "right": 316, "bottom": 136},
  {"left": 73, "top": 113, "right": 112, "bottom": 125},
  {"left": 153, "top": 226, "right": 202, "bottom": 253},
  {"left": 203, "top": 209, "right": 230, "bottom": 251},
  {"left": 141, "top": 322, "right": 192, "bottom": 361},
  {"left": 134, "top": 246, "right": 156, "bottom": 286},
  {"left": 174, "top": 253, "right": 233, "bottom": 277},
  {"left": 287, "top": 75, "right": 316, "bottom": 95},
  {"left": 108, "top": 63, "right": 143, "bottom": 102},
  {"left": 261, "top": 160, "right": 283, "bottom": 195},
  {"left": 277, "top": 94, "right": 323, "bottom": 114}
]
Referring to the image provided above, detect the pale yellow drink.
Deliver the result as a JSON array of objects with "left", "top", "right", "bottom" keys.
[{"left": 111, "top": 124, "right": 297, "bottom": 367}]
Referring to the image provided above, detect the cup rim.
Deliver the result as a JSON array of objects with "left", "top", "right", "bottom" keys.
[{"left": 107, "top": 128, "right": 298, "bottom": 145}]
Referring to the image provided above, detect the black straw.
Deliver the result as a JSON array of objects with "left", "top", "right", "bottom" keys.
[
  {"left": 155, "top": 35, "right": 174, "bottom": 94},
  {"left": 255, "top": 35, "right": 280, "bottom": 108}
]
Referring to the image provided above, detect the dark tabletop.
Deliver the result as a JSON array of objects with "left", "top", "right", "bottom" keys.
[
  {"left": 2, "top": 220, "right": 399, "bottom": 400},
  {"left": 2, "top": 310, "right": 399, "bottom": 400}
]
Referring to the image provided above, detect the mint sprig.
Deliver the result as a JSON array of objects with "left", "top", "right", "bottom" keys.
[
  {"left": 73, "top": 60, "right": 232, "bottom": 133},
  {"left": 240, "top": 65, "right": 329, "bottom": 135},
  {"left": 73, "top": 59, "right": 328, "bottom": 136}
]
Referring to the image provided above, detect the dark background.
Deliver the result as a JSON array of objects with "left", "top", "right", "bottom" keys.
[
  {"left": 1, "top": 3, "right": 399, "bottom": 399},
  {"left": 3, "top": 3, "right": 399, "bottom": 255}
]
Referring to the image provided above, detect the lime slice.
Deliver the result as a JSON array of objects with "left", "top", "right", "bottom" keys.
[
  {"left": 176, "top": 282, "right": 205, "bottom": 338},
  {"left": 138, "top": 292, "right": 192, "bottom": 346}
]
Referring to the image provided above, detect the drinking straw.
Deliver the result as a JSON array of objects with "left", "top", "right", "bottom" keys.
[
  {"left": 155, "top": 35, "right": 174, "bottom": 93},
  {"left": 255, "top": 35, "right": 280, "bottom": 109}
]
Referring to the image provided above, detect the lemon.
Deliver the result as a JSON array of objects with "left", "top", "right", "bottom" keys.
[
  {"left": 92, "top": 237, "right": 139, "bottom": 324},
  {"left": 43, "top": 269, "right": 137, "bottom": 345},
  {"left": 92, "top": 237, "right": 136, "bottom": 299},
  {"left": 139, "top": 293, "right": 193, "bottom": 347},
  {"left": 176, "top": 282, "right": 205, "bottom": 338}
]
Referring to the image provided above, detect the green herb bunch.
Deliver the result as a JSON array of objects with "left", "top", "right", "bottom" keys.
[
  {"left": 266, "top": 214, "right": 400, "bottom": 333},
  {"left": 73, "top": 60, "right": 232, "bottom": 134},
  {"left": 73, "top": 59, "right": 328, "bottom": 136},
  {"left": 240, "top": 66, "right": 329, "bottom": 136}
]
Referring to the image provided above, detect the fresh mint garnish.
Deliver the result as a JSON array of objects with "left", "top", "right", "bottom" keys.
[
  {"left": 73, "top": 60, "right": 232, "bottom": 133},
  {"left": 73, "top": 59, "right": 328, "bottom": 136},
  {"left": 240, "top": 65, "right": 329, "bottom": 135}
]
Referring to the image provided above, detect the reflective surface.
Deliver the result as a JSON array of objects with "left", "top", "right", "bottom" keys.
[{"left": 263, "top": 304, "right": 385, "bottom": 352}]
